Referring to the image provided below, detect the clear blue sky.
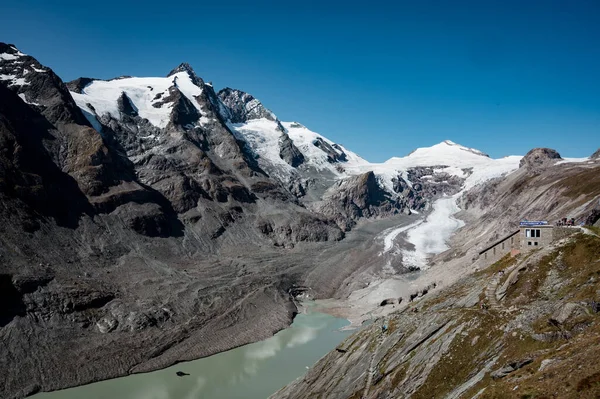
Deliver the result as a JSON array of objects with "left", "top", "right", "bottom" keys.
[{"left": 2, "top": 0, "right": 599, "bottom": 161}]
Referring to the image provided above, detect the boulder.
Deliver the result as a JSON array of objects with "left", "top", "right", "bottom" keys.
[
  {"left": 550, "top": 302, "right": 587, "bottom": 325},
  {"left": 491, "top": 358, "right": 533, "bottom": 379}
]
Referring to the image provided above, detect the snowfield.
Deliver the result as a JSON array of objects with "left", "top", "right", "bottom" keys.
[
  {"left": 71, "top": 76, "right": 176, "bottom": 129},
  {"left": 70, "top": 71, "right": 213, "bottom": 131}
]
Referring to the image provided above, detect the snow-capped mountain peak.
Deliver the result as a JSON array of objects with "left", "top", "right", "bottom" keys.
[
  {"left": 401, "top": 140, "right": 490, "bottom": 165},
  {"left": 167, "top": 62, "right": 204, "bottom": 87},
  {"left": 58, "top": 52, "right": 520, "bottom": 202},
  {"left": 68, "top": 62, "right": 215, "bottom": 131}
]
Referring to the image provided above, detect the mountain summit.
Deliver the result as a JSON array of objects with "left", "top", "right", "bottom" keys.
[{"left": 167, "top": 62, "right": 204, "bottom": 86}]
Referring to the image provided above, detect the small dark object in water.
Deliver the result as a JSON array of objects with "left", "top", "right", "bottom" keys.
[{"left": 176, "top": 371, "right": 190, "bottom": 377}]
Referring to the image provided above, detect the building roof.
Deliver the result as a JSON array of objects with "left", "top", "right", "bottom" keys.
[
  {"left": 519, "top": 225, "right": 554, "bottom": 228},
  {"left": 478, "top": 230, "right": 520, "bottom": 255}
]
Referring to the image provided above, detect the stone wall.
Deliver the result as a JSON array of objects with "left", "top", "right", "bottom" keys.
[{"left": 552, "top": 226, "right": 579, "bottom": 241}]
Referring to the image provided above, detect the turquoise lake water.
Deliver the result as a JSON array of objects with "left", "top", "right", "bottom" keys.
[{"left": 34, "top": 311, "right": 352, "bottom": 399}]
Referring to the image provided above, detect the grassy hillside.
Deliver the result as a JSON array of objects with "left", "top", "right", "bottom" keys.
[{"left": 273, "top": 231, "right": 600, "bottom": 399}]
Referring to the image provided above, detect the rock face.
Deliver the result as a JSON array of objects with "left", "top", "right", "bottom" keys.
[
  {"left": 490, "top": 358, "right": 533, "bottom": 379},
  {"left": 218, "top": 87, "right": 277, "bottom": 123},
  {"left": 312, "top": 137, "right": 348, "bottom": 163},
  {"left": 318, "top": 172, "right": 404, "bottom": 230},
  {"left": 519, "top": 147, "right": 562, "bottom": 169},
  {"left": 278, "top": 132, "right": 305, "bottom": 167},
  {"left": 591, "top": 148, "right": 600, "bottom": 159}
]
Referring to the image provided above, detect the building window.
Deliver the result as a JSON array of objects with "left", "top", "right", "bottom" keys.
[
  {"left": 511, "top": 237, "right": 514, "bottom": 245},
  {"left": 534, "top": 242, "right": 538, "bottom": 246},
  {"left": 534, "top": 229, "right": 541, "bottom": 237},
  {"left": 502, "top": 242, "right": 505, "bottom": 250},
  {"left": 493, "top": 247, "right": 496, "bottom": 255},
  {"left": 484, "top": 252, "right": 487, "bottom": 259},
  {"left": 528, "top": 241, "right": 532, "bottom": 246},
  {"left": 526, "top": 229, "right": 531, "bottom": 238}
]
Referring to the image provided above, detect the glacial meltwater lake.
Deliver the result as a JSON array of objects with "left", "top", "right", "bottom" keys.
[{"left": 35, "top": 311, "right": 352, "bottom": 399}]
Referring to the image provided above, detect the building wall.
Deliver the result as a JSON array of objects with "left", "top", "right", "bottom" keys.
[
  {"left": 520, "top": 226, "right": 553, "bottom": 251},
  {"left": 480, "top": 233, "right": 520, "bottom": 266},
  {"left": 479, "top": 225, "right": 573, "bottom": 268}
]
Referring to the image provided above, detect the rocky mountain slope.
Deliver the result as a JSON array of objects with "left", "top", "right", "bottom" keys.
[
  {"left": 271, "top": 149, "right": 600, "bottom": 399},
  {"left": 272, "top": 231, "right": 600, "bottom": 399},
  {"left": 1, "top": 41, "right": 597, "bottom": 399}
]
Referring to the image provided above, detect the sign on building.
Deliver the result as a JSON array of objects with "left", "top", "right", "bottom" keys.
[{"left": 519, "top": 221, "right": 549, "bottom": 227}]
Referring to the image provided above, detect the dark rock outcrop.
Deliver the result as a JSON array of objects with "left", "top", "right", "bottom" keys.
[
  {"left": 318, "top": 171, "right": 404, "bottom": 230},
  {"left": 279, "top": 132, "right": 305, "bottom": 167},
  {"left": 591, "top": 148, "right": 600, "bottom": 159},
  {"left": 312, "top": 137, "right": 347, "bottom": 163},
  {"left": 65, "top": 77, "right": 95, "bottom": 94},
  {"left": 519, "top": 148, "right": 562, "bottom": 169},
  {"left": 585, "top": 209, "right": 600, "bottom": 226},
  {"left": 117, "top": 92, "right": 138, "bottom": 117}
]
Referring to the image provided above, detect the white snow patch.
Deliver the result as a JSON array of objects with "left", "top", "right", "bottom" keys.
[
  {"left": 230, "top": 119, "right": 292, "bottom": 170},
  {"left": 18, "top": 93, "right": 40, "bottom": 106},
  {"left": 556, "top": 157, "right": 590, "bottom": 165},
  {"left": 31, "top": 65, "right": 46, "bottom": 73},
  {"left": 0, "top": 53, "right": 20, "bottom": 61},
  {"left": 70, "top": 72, "right": 211, "bottom": 130},
  {"left": 228, "top": 119, "right": 370, "bottom": 181},
  {"left": 340, "top": 141, "right": 521, "bottom": 204},
  {"left": 0, "top": 74, "right": 29, "bottom": 86},
  {"left": 282, "top": 121, "right": 369, "bottom": 174}
]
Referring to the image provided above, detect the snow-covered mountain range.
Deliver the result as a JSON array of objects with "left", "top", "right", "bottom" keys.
[
  {"left": 67, "top": 60, "right": 522, "bottom": 209},
  {"left": 0, "top": 41, "right": 529, "bottom": 271}
]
